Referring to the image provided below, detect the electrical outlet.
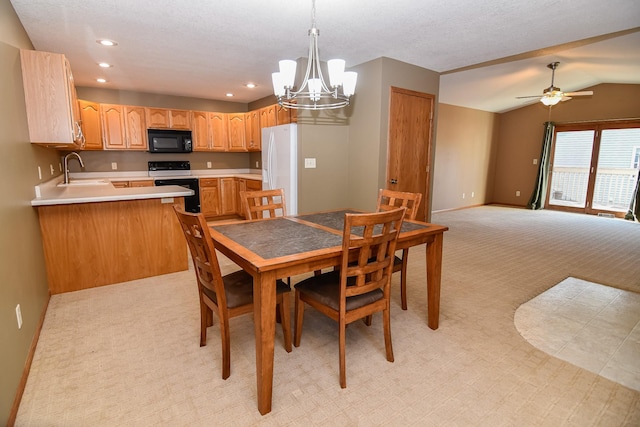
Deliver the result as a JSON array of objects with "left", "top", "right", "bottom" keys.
[
  {"left": 471, "top": 191, "right": 475, "bottom": 198},
  {"left": 462, "top": 193, "right": 465, "bottom": 199},
  {"left": 49, "top": 164, "right": 55, "bottom": 175},
  {"left": 304, "top": 158, "right": 316, "bottom": 168},
  {"left": 16, "top": 304, "right": 22, "bottom": 329},
  {"left": 59, "top": 163, "right": 62, "bottom": 171},
  {"left": 516, "top": 191, "right": 521, "bottom": 197},
  {"left": 207, "top": 161, "right": 212, "bottom": 169},
  {"left": 533, "top": 158, "right": 538, "bottom": 165},
  {"left": 256, "top": 161, "right": 259, "bottom": 168},
  {"left": 111, "top": 162, "right": 118, "bottom": 170},
  {"left": 38, "top": 166, "right": 42, "bottom": 180}
]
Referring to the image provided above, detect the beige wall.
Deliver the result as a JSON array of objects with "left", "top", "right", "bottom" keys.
[
  {"left": 493, "top": 83, "right": 640, "bottom": 206},
  {"left": 432, "top": 104, "right": 499, "bottom": 211},
  {"left": 347, "top": 57, "right": 440, "bottom": 216},
  {"left": 0, "top": 0, "right": 61, "bottom": 423}
]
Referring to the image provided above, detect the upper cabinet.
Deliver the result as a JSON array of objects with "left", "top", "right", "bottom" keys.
[
  {"left": 227, "top": 113, "right": 246, "bottom": 152},
  {"left": 101, "top": 104, "right": 148, "bottom": 150},
  {"left": 146, "top": 108, "right": 191, "bottom": 130},
  {"left": 193, "top": 111, "right": 228, "bottom": 152},
  {"left": 245, "top": 110, "right": 261, "bottom": 151},
  {"left": 19, "top": 49, "right": 84, "bottom": 148},
  {"left": 78, "top": 100, "right": 103, "bottom": 150}
]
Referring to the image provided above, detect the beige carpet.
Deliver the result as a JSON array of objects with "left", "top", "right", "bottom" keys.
[
  {"left": 515, "top": 277, "right": 640, "bottom": 391},
  {"left": 15, "top": 206, "right": 640, "bottom": 426}
]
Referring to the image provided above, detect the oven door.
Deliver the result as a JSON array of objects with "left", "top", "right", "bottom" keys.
[{"left": 154, "top": 178, "right": 200, "bottom": 213}]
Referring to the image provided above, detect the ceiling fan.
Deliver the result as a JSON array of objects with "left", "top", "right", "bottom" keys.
[{"left": 517, "top": 62, "right": 593, "bottom": 106}]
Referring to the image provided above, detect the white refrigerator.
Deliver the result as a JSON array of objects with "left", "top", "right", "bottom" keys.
[{"left": 262, "top": 124, "right": 298, "bottom": 215}]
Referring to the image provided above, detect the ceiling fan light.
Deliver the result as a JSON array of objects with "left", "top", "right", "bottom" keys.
[{"left": 541, "top": 95, "right": 561, "bottom": 106}]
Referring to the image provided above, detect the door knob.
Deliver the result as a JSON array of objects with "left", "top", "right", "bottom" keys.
[{"left": 390, "top": 179, "right": 398, "bottom": 184}]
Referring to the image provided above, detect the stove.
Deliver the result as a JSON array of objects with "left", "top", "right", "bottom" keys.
[{"left": 149, "top": 161, "right": 200, "bottom": 213}]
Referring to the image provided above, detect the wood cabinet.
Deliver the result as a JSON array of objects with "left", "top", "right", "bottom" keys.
[
  {"left": 78, "top": 100, "right": 103, "bottom": 150},
  {"left": 245, "top": 110, "right": 261, "bottom": 151},
  {"left": 276, "top": 104, "right": 296, "bottom": 125},
  {"left": 199, "top": 178, "right": 221, "bottom": 217},
  {"left": 101, "top": 104, "right": 148, "bottom": 150},
  {"left": 236, "top": 178, "right": 262, "bottom": 218},
  {"left": 220, "top": 177, "right": 237, "bottom": 214},
  {"left": 193, "top": 111, "right": 228, "bottom": 152},
  {"left": 260, "top": 105, "right": 277, "bottom": 129},
  {"left": 146, "top": 108, "right": 191, "bottom": 130},
  {"left": 19, "top": 49, "right": 84, "bottom": 148},
  {"left": 227, "top": 113, "right": 246, "bottom": 151}
]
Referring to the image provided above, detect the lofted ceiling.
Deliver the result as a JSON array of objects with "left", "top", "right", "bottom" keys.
[{"left": 9, "top": 0, "right": 640, "bottom": 113}]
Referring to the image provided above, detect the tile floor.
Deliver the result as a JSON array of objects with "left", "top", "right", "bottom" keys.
[{"left": 515, "top": 277, "right": 640, "bottom": 391}]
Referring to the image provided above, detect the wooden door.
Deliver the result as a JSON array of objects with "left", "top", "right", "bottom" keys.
[
  {"left": 125, "top": 106, "right": 147, "bottom": 150},
  {"left": 79, "top": 100, "right": 103, "bottom": 150},
  {"left": 387, "top": 87, "right": 434, "bottom": 221},
  {"left": 192, "top": 111, "right": 210, "bottom": 151},
  {"left": 146, "top": 108, "right": 170, "bottom": 128},
  {"left": 169, "top": 109, "right": 191, "bottom": 129},
  {"left": 245, "top": 110, "right": 261, "bottom": 151},
  {"left": 209, "top": 112, "right": 228, "bottom": 151},
  {"left": 227, "top": 113, "right": 246, "bottom": 151},
  {"left": 101, "top": 104, "right": 126, "bottom": 149}
]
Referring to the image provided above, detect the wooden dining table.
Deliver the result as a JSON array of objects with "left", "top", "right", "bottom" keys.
[{"left": 208, "top": 209, "right": 448, "bottom": 415}]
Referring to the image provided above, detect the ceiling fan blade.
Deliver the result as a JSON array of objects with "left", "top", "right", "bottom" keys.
[
  {"left": 563, "top": 91, "right": 593, "bottom": 97},
  {"left": 560, "top": 96, "right": 572, "bottom": 102},
  {"left": 516, "top": 95, "right": 542, "bottom": 99}
]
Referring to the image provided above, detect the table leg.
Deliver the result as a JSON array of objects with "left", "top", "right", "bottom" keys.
[
  {"left": 254, "top": 270, "right": 277, "bottom": 415},
  {"left": 426, "top": 232, "right": 443, "bottom": 330}
]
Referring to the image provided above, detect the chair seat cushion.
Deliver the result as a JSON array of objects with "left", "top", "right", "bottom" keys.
[
  {"left": 295, "top": 271, "right": 383, "bottom": 311},
  {"left": 202, "top": 270, "right": 290, "bottom": 309}
]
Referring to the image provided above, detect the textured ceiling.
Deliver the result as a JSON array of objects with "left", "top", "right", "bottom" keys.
[{"left": 10, "top": 0, "right": 640, "bottom": 112}]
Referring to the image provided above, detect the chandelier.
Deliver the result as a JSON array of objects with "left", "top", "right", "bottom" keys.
[{"left": 271, "top": 0, "right": 357, "bottom": 110}]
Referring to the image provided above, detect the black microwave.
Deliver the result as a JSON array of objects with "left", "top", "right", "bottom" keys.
[{"left": 148, "top": 129, "right": 192, "bottom": 153}]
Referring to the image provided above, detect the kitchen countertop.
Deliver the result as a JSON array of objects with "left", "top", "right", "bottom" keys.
[{"left": 31, "top": 170, "right": 263, "bottom": 207}]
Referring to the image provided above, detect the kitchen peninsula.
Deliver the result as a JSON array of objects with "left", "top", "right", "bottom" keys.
[{"left": 32, "top": 180, "right": 193, "bottom": 294}]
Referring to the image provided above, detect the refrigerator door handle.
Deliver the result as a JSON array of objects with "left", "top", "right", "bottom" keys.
[{"left": 267, "top": 130, "right": 275, "bottom": 189}]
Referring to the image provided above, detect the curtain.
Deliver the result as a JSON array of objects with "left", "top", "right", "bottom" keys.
[
  {"left": 624, "top": 169, "right": 640, "bottom": 221},
  {"left": 528, "top": 121, "right": 555, "bottom": 210}
]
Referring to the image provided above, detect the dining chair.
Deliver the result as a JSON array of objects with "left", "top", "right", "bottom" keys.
[
  {"left": 240, "top": 188, "right": 286, "bottom": 219},
  {"left": 293, "top": 207, "right": 406, "bottom": 388},
  {"left": 376, "top": 188, "right": 423, "bottom": 310},
  {"left": 173, "top": 206, "right": 292, "bottom": 380}
]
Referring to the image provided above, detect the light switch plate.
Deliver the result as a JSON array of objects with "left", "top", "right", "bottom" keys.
[{"left": 304, "top": 158, "right": 316, "bottom": 168}]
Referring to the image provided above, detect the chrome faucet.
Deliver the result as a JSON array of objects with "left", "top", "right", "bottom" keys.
[{"left": 63, "top": 152, "right": 85, "bottom": 184}]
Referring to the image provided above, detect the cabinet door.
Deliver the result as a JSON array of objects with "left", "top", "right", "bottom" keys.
[
  {"left": 236, "top": 178, "right": 247, "bottom": 216},
  {"left": 246, "top": 179, "right": 262, "bottom": 191},
  {"left": 245, "top": 110, "right": 261, "bottom": 151},
  {"left": 209, "top": 113, "right": 228, "bottom": 151},
  {"left": 227, "top": 113, "right": 246, "bottom": 151},
  {"left": 276, "top": 105, "right": 292, "bottom": 125},
  {"left": 19, "top": 49, "right": 79, "bottom": 146},
  {"left": 200, "top": 178, "right": 221, "bottom": 217},
  {"left": 260, "top": 105, "right": 277, "bottom": 128},
  {"left": 146, "top": 108, "right": 170, "bottom": 129},
  {"left": 192, "top": 111, "right": 210, "bottom": 151},
  {"left": 79, "top": 100, "right": 103, "bottom": 150},
  {"left": 170, "top": 110, "right": 191, "bottom": 129},
  {"left": 101, "top": 104, "right": 127, "bottom": 149},
  {"left": 220, "top": 178, "right": 237, "bottom": 214},
  {"left": 125, "top": 106, "right": 148, "bottom": 150}
]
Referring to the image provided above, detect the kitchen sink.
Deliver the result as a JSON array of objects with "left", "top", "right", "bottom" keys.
[{"left": 57, "top": 179, "right": 111, "bottom": 187}]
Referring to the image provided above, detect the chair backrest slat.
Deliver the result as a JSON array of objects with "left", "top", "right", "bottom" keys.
[
  {"left": 340, "top": 208, "right": 405, "bottom": 300},
  {"left": 173, "top": 206, "right": 227, "bottom": 308},
  {"left": 376, "top": 189, "right": 422, "bottom": 220},
  {"left": 240, "top": 189, "right": 287, "bottom": 219}
]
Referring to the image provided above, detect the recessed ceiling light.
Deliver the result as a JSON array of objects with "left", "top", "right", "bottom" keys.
[
  {"left": 246, "top": 83, "right": 256, "bottom": 89},
  {"left": 97, "top": 78, "right": 107, "bottom": 83},
  {"left": 98, "top": 62, "right": 112, "bottom": 68},
  {"left": 226, "top": 93, "right": 234, "bottom": 97},
  {"left": 97, "top": 39, "right": 118, "bottom": 46}
]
